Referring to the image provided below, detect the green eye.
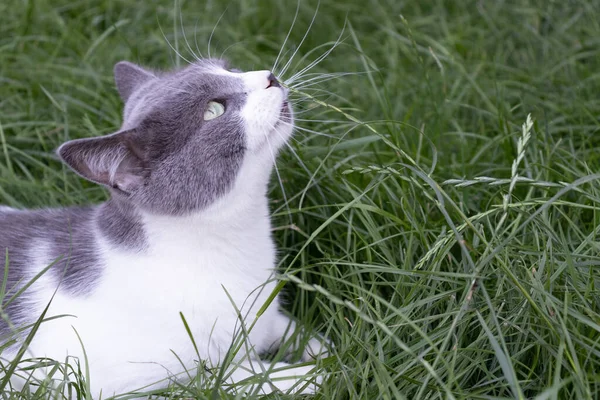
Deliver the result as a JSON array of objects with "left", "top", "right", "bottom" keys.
[{"left": 203, "top": 101, "right": 225, "bottom": 121}]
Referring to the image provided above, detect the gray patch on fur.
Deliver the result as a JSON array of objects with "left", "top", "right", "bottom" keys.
[
  {"left": 97, "top": 199, "right": 146, "bottom": 249},
  {"left": 0, "top": 207, "right": 101, "bottom": 337}
]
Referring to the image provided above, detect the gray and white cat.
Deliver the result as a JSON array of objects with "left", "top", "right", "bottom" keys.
[{"left": 0, "top": 59, "right": 327, "bottom": 396}]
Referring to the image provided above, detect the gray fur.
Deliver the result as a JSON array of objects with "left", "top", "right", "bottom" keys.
[
  {"left": 114, "top": 61, "right": 156, "bottom": 102},
  {"left": 0, "top": 59, "right": 256, "bottom": 337},
  {"left": 60, "top": 59, "right": 247, "bottom": 216},
  {"left": 97, "top": 199, "right": 146, "bottom": 249},
  {"left": 0, "top": 207, "right": 100, "bottom": 337}
]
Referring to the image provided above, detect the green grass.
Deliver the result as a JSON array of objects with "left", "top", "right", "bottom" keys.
[{"left": 2, "top": 0, "right": 600, "bottom": 398}]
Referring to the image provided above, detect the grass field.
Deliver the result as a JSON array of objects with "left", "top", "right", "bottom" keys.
[{"left": 2, "top": 0, "right": 600, "bottom": 398}]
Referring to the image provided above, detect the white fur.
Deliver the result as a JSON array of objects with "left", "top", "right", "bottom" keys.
[
  {"left": 241, "top": 70, "right": 291, "bottom": 151},
  {"left": 5, "top": 70, "right": 324, "bottom": 397}
]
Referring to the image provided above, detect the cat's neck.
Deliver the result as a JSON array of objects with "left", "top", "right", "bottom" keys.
[
  {"left": 97, "top": 153, "right": 276, "bottom": 250},
  {"left": 96, "top": 198, "right": 146, "bottom": 250},
  {"left": 139, "top": 186, "right": 272, "bottom": 256}
]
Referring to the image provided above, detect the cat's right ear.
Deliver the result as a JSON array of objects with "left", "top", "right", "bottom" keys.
[
  {"left": 114, "top": 61, "right": 155, "bottom": 102},
  {"left": 58, "top": 129, "right": 148, "bottom": 195}
]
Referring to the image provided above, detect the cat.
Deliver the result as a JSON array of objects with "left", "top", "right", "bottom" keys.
[{"left": 0, "top": 58, "right": 328, "bottom": 397}]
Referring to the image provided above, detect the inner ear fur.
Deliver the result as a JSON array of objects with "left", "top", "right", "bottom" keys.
[{"left": 58, "top": 129, "right": 148, "bottom": 194}]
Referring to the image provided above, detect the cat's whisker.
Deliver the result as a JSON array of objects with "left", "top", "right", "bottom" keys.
[
  {"left": 288, "top": 94, "right": 336, "bottom": 107},
  {"left": 159, "top": 22, "right": 193, "bottom": 67},
  {"left": 265, "top": 124, "right": 303, "bottom": 146},
  {"left": 276, "top": 49, "right": 295, "bottom": 77},
  {"left": 271, "top": 124, "right": 327, "bottom": 202},
  {"left": 296, "top": 123, "right": 358, "bottom": 210},
  {"left": 285, "top": 19, "right": 347, "bottom": 85},
  {"left": 178, "top": 1, "right": 201, "bottom": 63},
  {"left": 288, "top": 100, "right": 335, "bottom": 113},
  {"left": 291, "top": 71, "right": 360, "bottom": 80},
  {"left": 289, "top": 98, "right": 333, "bottom": 107},
  {"left": 279, "top": 120, "right": 339, "bottom": 140},
  {"left": 272, "top": 0, "right": 301, "bottom": 75},
  {"left": 290, "top": 85, "right": 341, "bottom": 98},
  {"left": 290, "top": 71, "right": 371, "bottom": 90},
  {"left": 290, "top": 118, "right": 350, "bottom": 124},
  {"left": 290, "top": 72, "right": 354, "bottom": 87},
  {"left": 263, "top": 130, "right": 293, "bottom": 224},
  {"left": 288, "top": 108, "right": 331, "bottom": 118},
  {"left": 193, "top": 17, "right": 205, "bottom": 60},
  {"left": 288, "top": 99, "right": 321, "bottom": 107},
  {"left": 278, "top": 0, "right": 321, "bottom": 79},
  {"left": 289, "top": 87, "right": 352, "bottom": 108},
  {"left": 219, "top": 41, "right": 248, "bottom": 60},
  {"left": 288, "top": 100, "right": 327, "bottom": 108},
  {"left": 262, "top": 120, "right": 324, "bottom": 214},
  {"left": 286, "top": 101, "right": 341, "bottom": 116},
  {"left": 207, "top": 6, "right": 229, "bottom": 59},
  {"left": 286, "top": 51, "right": 340, "bottom": 86},
  {"left": 289, "top": 92, "right": 336, "bottom": 104}
]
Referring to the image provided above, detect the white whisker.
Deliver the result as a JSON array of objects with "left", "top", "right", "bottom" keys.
[
  {"left": 207, "top": 7, "right": 229, "bottom": 59},
  {"left": 193, "top": 17, "right": 205, "bottom": 59},
  {"left": 297, "top": 124, "right": 358, "bottom": 209},
  {"left": 273, "top": 0, "right": 301, "bottom": 75},
  {"left": 291, "top": 118, "right": 350, "bottom": 124},
  {"left": 290, "top": 87, "right": 342, "bottom": 101},
  {"left": 291, "top": 71, "right": 371, "bottom": 90},
  {"left": 178, "top": 1, "right": 201, "bottom": 62},
  {"left": 220, "top": 40, "right": 249, "bottom": 60},
  {"left": 159, "top": 22, "right": 193, "bottom": 67},
  {"left": 286, "top": 19, "right": 347, "bottom": 85},
  {"left": 279, "top": 120, "right": 339, "bottom": 140},
  {"left": 278, "top": 0, "right": 321, "bottom": 79},
  {"left": 270, "top": 125, "right": 327, "bottom": 208},
  {"left": 263, "top": 129, "right": 293, "bottom": 224}
]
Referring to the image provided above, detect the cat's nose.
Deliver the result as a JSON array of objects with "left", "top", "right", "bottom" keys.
[
  {"left": 241, "top": 70, "right": 281, "bottom": 91},
  {"left": 266, "top": 73, "right": 280, "bottom": 89}
]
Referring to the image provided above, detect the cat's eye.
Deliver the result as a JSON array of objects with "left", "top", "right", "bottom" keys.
[{"left": 204, "top": 101, "right": 225, "bottom": 121}]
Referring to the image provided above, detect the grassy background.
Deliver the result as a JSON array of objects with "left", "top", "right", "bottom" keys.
[{"left": 2, "top": 0, "right": 600, "bottom": 398}]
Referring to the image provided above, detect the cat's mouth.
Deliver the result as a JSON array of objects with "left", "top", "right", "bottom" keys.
[{"left": 278, "top": 100, "right": 292, "bottom": 123}]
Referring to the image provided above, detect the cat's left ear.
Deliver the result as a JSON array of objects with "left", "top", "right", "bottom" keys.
[
  {"left": 114, "top": 61, "right": 155, "bottom": 102},
  {"left": 58, "top": 129, "right": 148, "bottom": 195}
]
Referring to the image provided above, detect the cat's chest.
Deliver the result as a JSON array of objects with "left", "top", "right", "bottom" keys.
[
  {"left": 28, "top": 217, "right": 279, "bottom": 371},
  {"left": 96, "top": 218, "right": 276, "bottom": 316}
]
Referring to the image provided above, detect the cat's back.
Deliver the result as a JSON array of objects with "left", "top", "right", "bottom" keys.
[{"left": 0, "top": 205, "right": 101, "bottom": 336}]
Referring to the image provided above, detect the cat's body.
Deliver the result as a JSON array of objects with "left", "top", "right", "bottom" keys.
[{"left": 0, "top": 59, "right": 325, "bottom": 396}]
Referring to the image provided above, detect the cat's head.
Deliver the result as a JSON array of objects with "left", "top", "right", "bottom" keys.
[{"left": 58, "top": 59, "right": 293, "bottom": 215}]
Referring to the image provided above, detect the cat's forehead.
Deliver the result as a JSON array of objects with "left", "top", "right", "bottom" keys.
[{"left": 167, "top": 59, "right": 240, "bottom": 85}]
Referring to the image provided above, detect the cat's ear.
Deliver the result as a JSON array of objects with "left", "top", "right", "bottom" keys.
[
  {"left": 114, "top": 61, "right": 155, "bottom": 102},
  {"left": 58, "top": 129, "right": 148, "bottom": 195}
]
